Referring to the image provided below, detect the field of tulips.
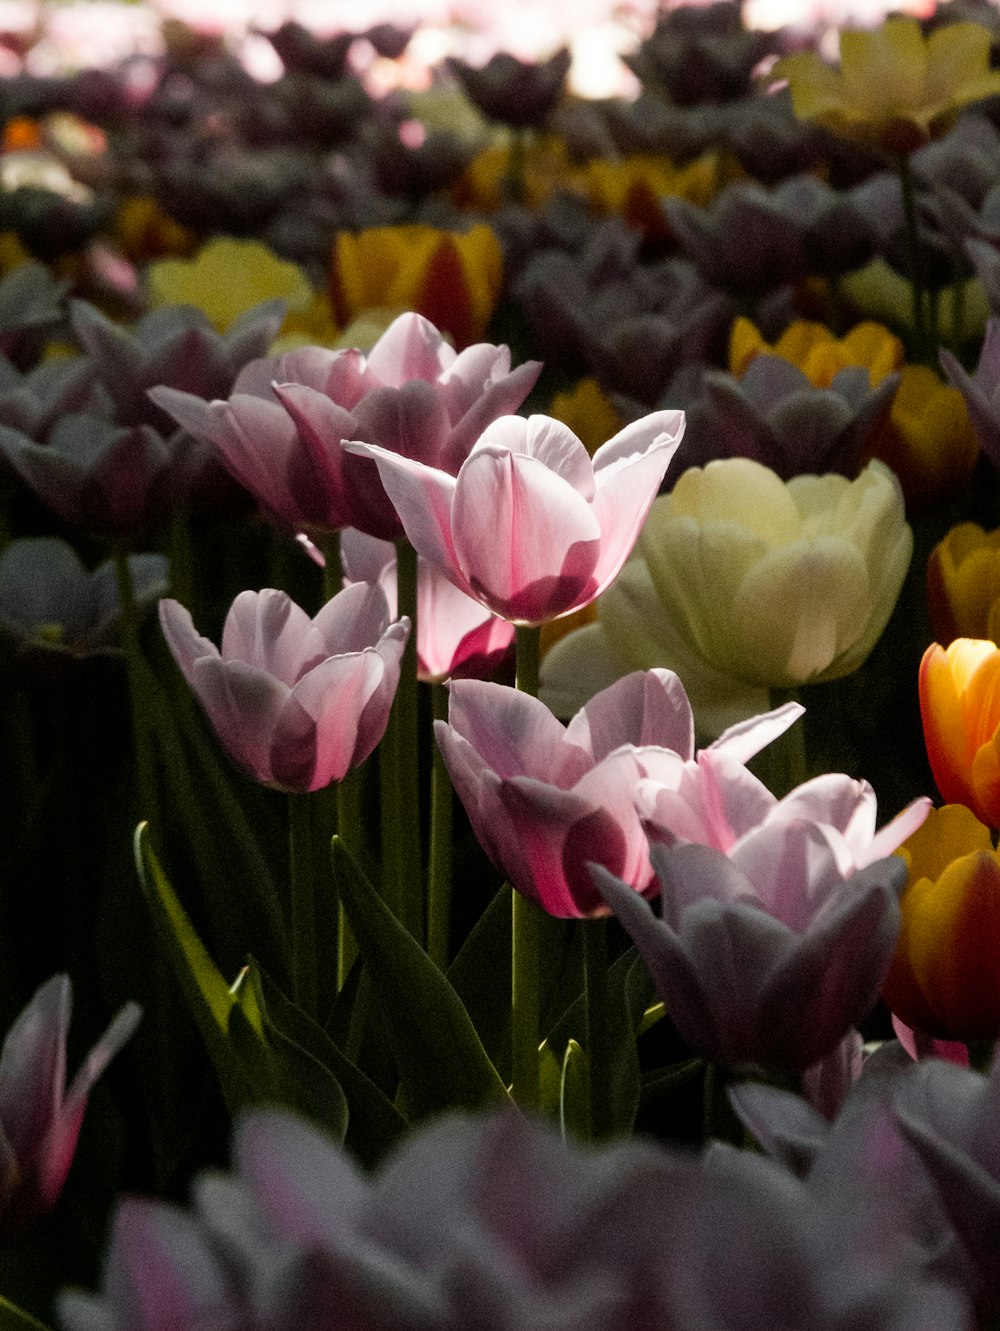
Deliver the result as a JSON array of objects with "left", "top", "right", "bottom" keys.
[{"left": 6, "top": 0, "right": 1000, "bottom": 1327}]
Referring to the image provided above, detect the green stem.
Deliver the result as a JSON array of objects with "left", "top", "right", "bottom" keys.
[
  {"left": 582, "top": 917, "right": 611, "bottom": 1140},
  {"left": 511, "top": 890, "right": 540, "bottom": 1110},
  {"left": 427, "top": 682, "right": 453, "bottom": 969},
  {"left": 321, "top": 530, "right": 342, "bottom": 604},
  {"left": 288, "top": 792, "right": 318, "bottom": 1018},
  {"left": 897, "top": 153, "right": 929, "bottom": 363},
  {"left": 515, "top": 623, "right": 540, "bottom": 696},
  {"left": 336, "top": 769, "right": 361, "bottom": 987},
  {"left": 394, "top": 540, "right": 423, "bottom": 941},
  {"left": 511, "top": 621, "right": 543, "bottom": 1110},
  {"left": 755, "top": 687, "right": 806, "bottom": 798},
  {"left": 113, "top": 550, "right": 160, "bottom": 838},
  {"left": 167, "top": 505, "right": 195, "bottom": 618}
]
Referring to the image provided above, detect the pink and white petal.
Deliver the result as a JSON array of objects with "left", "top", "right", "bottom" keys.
[
  {"left": 353, "top": 621, "right": 410, "bottom": 767},
  {"left": 272, "top": 385, "right": 360, "bottom": 513},
  {"left": 520, "top": 415, "right": 597, "bottom": 498},
  {"left": 440, "top": 360, "right": 543, "bottom": 472},
  {"left": 682, "top": 749, "right": 776, "bottom": 851},
  {"left": 279, "top": 651, "right": 386, "bottom": 788},
  {"left": 566, "top": 668, "right": 695, "bottom": 762},
  {"left": 341, "top": 528, "right": 396, "bottom": 596},
  {"left": 366, "top": 312, "right": 452, "bottom": 387},
  {"left": 730, "top": 820, "right": 844, "bottom": 929},
  {"left": 591, "top": 409, "right": 686, "bottom": 473},
  {"left": 452, "top": 449, "right": 601, "bottom": 622},
  {"left": 221, "top": 589, "right": 326, "bottom": 684},
  {"left": 433, "top": 721, "right": 508, "bottom": 868},
  {"left": 438, "top": 343, "right": 510, "bottom": 419},
  {"left": 159, "top": 599, "right": 219, "bottom": 684},
  {"left": 351, "top": 383, "right": 451, "bottom": 466},
  {"left": 587, "top": 433, "right": 682, "bottom": 599},
  {"left": 0, "top": 976, "right": 69, "bottom": 1166},
  {"left": 191, "top": 658, "right": 290, "bottom": 785},
  {"left": 768, "top": 774, "right": 875, "bottom": 840},
  {"left": 342, "top": 442, "right": 464, "bottom": 592},
  {"left": 446, "top": 678, "right": 587, "bottom": 785},
  {"left": 43, "top": 1001, "right": 141, "bottom": 1207},
  {"left": 859, "top": 797, "right": 932, "bottom": 868},
  {"left": 417, "top": 564, "right": 513, "bottom": 681},
  {"left": 496, "top": 778, "right": 621, "bottom": 917},
  {"left": 708, "top": 700, "right": 805, "bottom": 765},
  {"left": 312, "top": 581, "right": 391, "bottom": 656}
]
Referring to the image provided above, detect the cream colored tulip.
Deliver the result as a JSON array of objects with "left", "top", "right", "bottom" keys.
[{"left": 633, "top": 458, "right": 911, "bottom": 690}]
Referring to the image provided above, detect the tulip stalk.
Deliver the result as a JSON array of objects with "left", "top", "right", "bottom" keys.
[
  {"left": 582, "top": 918, "right": 611, "bottom": 1139},
  {"left": 427, "top": 682, "right": 453, "bottom": 969},
  {"left": 288, "top": 791, "right": 319, "bottom": 1019},
  {"left": 897, "top": 153, "right": 930, "bottom": 363},
  {"left": 512, "top": 623, "right": 542, "bottom": 1110},
  {"left": 379, "top": 542, "right": 422, "bottom": 939},
  {"left": 113, "top": 548, "right": 161, "bottom": 842}
]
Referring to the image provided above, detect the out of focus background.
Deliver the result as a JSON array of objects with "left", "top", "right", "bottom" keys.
[{"left": 0, "top": 0, "right": 932, "bottom": 94}]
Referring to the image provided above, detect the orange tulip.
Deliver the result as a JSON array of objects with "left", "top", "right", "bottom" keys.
[
  {"left": 883, "top": 803, "right": 1000, "bottom": 1041},
  {"left": 919, "top": 638, "right": 1000, "bottom": 827}
]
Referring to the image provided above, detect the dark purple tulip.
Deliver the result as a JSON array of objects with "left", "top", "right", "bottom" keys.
[
  {"left": 663, "top": 182, "right": 808, "bottom": 295},
  {"left": 679, "top": 356, "right": 900, "bottom": 477},
  {"left": 625, "top": 1, "right": 777, "bottom": 106},
  {"left": 0, "top": 412, "right": 172, "bottom": 539},
  {"left": 593, "top": 833, "right": 904, "bottom": 1076},
  {"left": 940, "top": 315, "right": 1000, "bottom": 467},
  {"left": 60, "top": 1106, "right": 972, "bottom": 1331},
  {"left": 447, "top": 48, "right": 571, "bottom": 129},
  {"left": 0, "top": 537, "right": 167, "bottom": 675},
  {"left": 70, "top": 298, "right": 285, "bottom": 432},
  {"left": 896, "top": 1053, "right": 1000, "bottom": 1316}
]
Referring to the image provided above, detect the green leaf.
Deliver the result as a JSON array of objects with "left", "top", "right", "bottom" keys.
[
  {"left": 0, "top": 1296, "right": 52, "bottom": 1331},
  {"left": 331, "top": 836, "right": 511, "bottom": 1119},
  {"left": 641, "top": 1059, "right": 705, "bottom": 1102},
  {"left": 250, "top": 960, "right": 406, "bottom": 1165},
  {"left": 538, "top": 1040, "right": 562, "bottom": 1119},
  {"left": 559, "top": 1039, "right": 590, "bottom": 1143},
  {"left": 133, "top": 823, "right": 276, "bottom": 1112},
  {"left": 446, "top": 883, "right": 512, "bottom": 1078}
]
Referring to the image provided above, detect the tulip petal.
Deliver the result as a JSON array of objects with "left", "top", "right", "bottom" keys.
[
  {"left": 452, "top": 447, "right": 601, "bottom": 622},
  {"left": 191, "top": 658, "right": 291, "bottom": 785},
  {"left": 221, "top": 589, "right": 326, "bottom": 683},
  {"left": 564, "top": 668, "right": 695, "bottom": 762}
]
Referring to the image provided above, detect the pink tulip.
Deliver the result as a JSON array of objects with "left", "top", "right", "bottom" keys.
[
  {"left": 436, "top": 668, "right": 742, "bottom": 918},
  {"left": 0, "top": 975, "right": 140, "bottom": 1238},
  {"left": 340, "top": 527, "right": 514, "bottom": 683},
  {"left": 159, "top": 584, "right": 409, "bottom": 793},
  {"left": 637, "top": 742, "right": 930, "bottom": 872},
  {"left": 149, "top": 313, "right": 541, "bottom": 542},
  {"left": 345, "top": 410, "right": 684, "bottom": 624}
]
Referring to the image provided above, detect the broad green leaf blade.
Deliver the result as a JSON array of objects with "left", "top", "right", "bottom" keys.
[
  {"left": 560, "top": 1039, "right": 591, "bottom": 1142},
  {"left": 331, "top": 836, "right": 511, "bottom": 1119},
  {"left": 447, "top": 883, "right": 512, "bottom": 1079},
  {"left": 251, "top": 960, "right": 407, "bottom": 1164},
  {"left": 0, "top": 1296, "right": 52, "bottom": 1331},
  {"left": 133, "top": 823, "right": 270, "bottom": 1112}
]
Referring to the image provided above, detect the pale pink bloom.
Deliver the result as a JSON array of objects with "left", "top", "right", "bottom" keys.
[
  {"left": 150, "top": 313, "right": 541, "bottom": 543},
  {"left": 435, "top": 668, "right": 793, "bottom": 918},
  {"left": 0, "top": 975, "right": 140, "bottom": 1238},
  {"left": 346, "top": 410, "right": 684, "bottom": 625},
  {"left": 340, "top": 527, "right": 513, "bottom": 683},
  {"left": 159, "top": 584, "right": 408, "bottom": 793},
  {"left": 637, "top": 741, "right": 930, "bottom": 874}
]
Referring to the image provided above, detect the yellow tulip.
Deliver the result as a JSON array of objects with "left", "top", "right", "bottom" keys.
[
  {"left": 927, "top": 522, "right": 1000, "bottom": 644},
  {"left": 330, "top": 223, "right": 502, "bottom": 348},
  {"left": 884, "top": 803, "right": 1000, "bottom": 1041},
  {"left": 728, "top": 315, "right": 903, "bottom": 387},
  {"left": 147, "top": 236, "right": 316, "bottom": 334},
  {"left": 775, "top": 16, "right": 1000, "bottom": 153},
  {"left": 547, "top": 378, "right": 622, "bottom": 456},
  {"left": 866, "top": 364, "right": 978, "bottom": 507}
]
